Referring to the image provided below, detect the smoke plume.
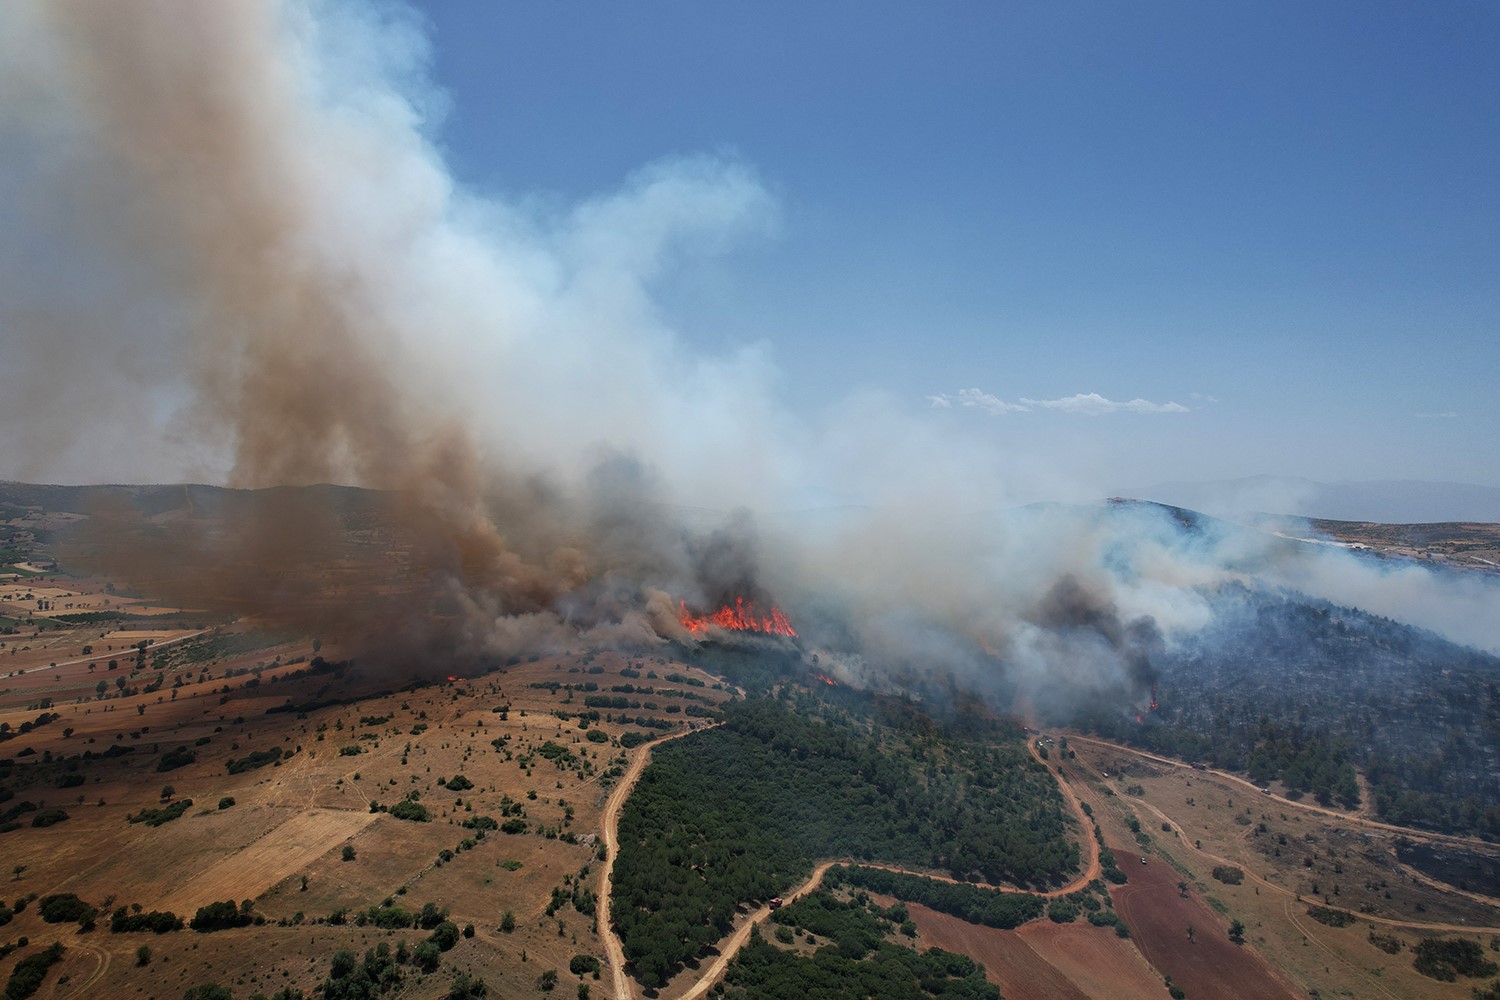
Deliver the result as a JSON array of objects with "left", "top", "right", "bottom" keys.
[{"left": 2, "top": 2, "right": 1497, "bottom": 707}]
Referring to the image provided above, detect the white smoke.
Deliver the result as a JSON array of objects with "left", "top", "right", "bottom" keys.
[{"left": 1, "top": 1, "right": 1496, "bottom": 706}]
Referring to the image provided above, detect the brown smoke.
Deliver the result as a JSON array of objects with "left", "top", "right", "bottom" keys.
[
  {"left": 11, "top": 2, "right": 1495, "bottom": 706},
  {"left": 32, "top": 2, "right": 591, "bottom": 667}
]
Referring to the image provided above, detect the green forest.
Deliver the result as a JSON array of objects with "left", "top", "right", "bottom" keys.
[
  {"left": 1080, "top": 584, "right": 1500, "bottom": 836},
  {"left": 611, "top": 693, "right": 1075, "bottom": 987},
  {"left": 828, "top": 866, "right": 1043, "bottom": 930},
  {"left": 722, "top": 890, "right": 999, "bottom": 1000}
]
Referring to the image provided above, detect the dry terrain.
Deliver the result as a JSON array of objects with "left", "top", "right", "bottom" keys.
[
  {"left": 5, "top": 554, "right": 1498, "bottom": 1000},
  {"left": 0, "top": 574, "right": 732, "bottom": 999},
  {"left": 1058, "top": 734, "right": 1500, "bottom": 1000}
]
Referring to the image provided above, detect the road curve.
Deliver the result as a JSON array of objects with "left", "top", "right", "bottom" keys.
[
  {"left": 1026, "top": 737, "right": 1103, "bottom": 894},
  {"left": 677, "top": 861, "right": 839, "bottom": 1000},
  {"left": 598, "top": 725, "right": 1109, "bottom": 1000},
  {"left": 597, "top": 724, "right": 712, "bottom": 1000},
  {"left": 1066, "top": 736, "right": 1500, "bottom": 935},
  {"left": 1066, "top": 734, "right": 1500, "bottom": 854}
]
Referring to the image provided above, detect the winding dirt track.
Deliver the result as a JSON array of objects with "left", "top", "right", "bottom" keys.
[
  {"left": 599, "top": 728, "right": 1106, "bottom": 999},
  {"left": 1067, "top": 734, "right": 1500, "bottom": 853},
  {"left": 1067, "top": 735, "right": 1500, "bottom": 935},
  {"left": 597, "top": 725, "right": 711, "bottom": 1000}
]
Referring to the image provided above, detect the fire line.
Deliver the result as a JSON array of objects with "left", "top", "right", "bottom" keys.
[{"left": 678, "top": 597, "right": 797, "bottom": 638}]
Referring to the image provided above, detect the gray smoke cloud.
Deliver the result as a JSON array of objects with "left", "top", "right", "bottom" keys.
[{"left": 2, "top": 2, "right": 1497, "bottom": 701}]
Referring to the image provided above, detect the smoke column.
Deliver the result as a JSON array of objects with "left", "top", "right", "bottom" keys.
[{"left": 2, "top": 2, "right": 1497, "bottom": 701}]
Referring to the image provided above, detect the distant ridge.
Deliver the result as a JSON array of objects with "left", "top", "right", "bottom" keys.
[{"left": 1120, "top": 477, "right": 1500, "bottom": 524}]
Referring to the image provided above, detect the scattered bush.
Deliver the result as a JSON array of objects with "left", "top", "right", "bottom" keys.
[
  {"left": 226, "top": 747, "right": 283, "bottom": 773},
  {"left": 1211, "top": 865, "right": 1245, "bottom": 885},
  {"left": 1306, "top": 905, "right": 1356, "bottom": 928},
  {"left": 189, "top": 900, "right": 256, "bottom": 932},
  {"left": 2, "top": 941, "right": 63, "bottom": 1000},
  {"left": 1412, "top": 936, "right": 1498, "bottom": 981},
  {"left": 389, "top": 800, "right": 430, "bottom": 822},
  {"left": 110, "top": 907, "right": 183, "bottom": 933},
  {"left": 28, "top": 809, "right": 68, "bottom": 829},
  {"left": 128, "top": 799, "right": 192, "bottom": 827},
  {"left": 38, "top": 893, "right": 94, "bottom": 924}
]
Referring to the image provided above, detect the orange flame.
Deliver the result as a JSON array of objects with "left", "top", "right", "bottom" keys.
[{"left": 678, "top": 597, "right": 797, "bottom": 638}]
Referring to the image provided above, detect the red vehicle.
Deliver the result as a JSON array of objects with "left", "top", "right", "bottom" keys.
[{"left": 768, "top": 897, "right": 783, "bottom": 910}]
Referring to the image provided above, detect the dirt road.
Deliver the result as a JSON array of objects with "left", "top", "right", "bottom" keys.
[
  {"left": 1067, "top": 736, "right": 1500, "bottom": 935},
  {"left": 1026, "top": 738, "right": 1102, "bottom": 894},
  {"left": 598, "top": 727, "right": 1106, "bottom": 1000},
  {"left": 675, "top": 860, "right": 839, "bottom": 1000},
  {"left": 597, "top": 725, "right": 711, "bottom": 1000},
  {"left": 1067, "top": 734, "right": 1500, "bottom": 854},
  {"left": 9, "top": 628, "right": 207, "bottom": 676}
]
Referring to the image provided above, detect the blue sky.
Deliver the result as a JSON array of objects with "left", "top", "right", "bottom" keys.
[{"left": 410, "top": 1, "right": 1499, "bottom": 489}]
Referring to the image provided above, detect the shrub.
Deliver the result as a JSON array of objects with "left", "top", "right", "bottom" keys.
[
  {"left": 2, "top": 941, "right": 64, "bottom": 1000},
  {"left": 29, "top": 809, "right": 68, "bottom": 828},
  {"left": 1412, "top": 937, "right": 1498, "bottom": 981},
  {"left": 155, "top": 747, "right": 195, "bottom": 772},
  {"left": 217, "top": 797, "right": 235, "bottom": 810},
  {"left": 128, "top": 799, "right": 192, "bottom": 827},
  {"left": 430, "top": 921, "right": 461, "bottom": 952},
  {"left": 389, "top": 800, "right": 430, "bottom": 822},
  {"left": 110, "top": 906, "right": 183, "bottom": 933},
  {"left": 362, "top": 905, "right": 413, "bottom": 929},
  {"left": 183, "top": 986, "right": 233, "bottom": 1000},
  {"left": 1306, "top": 905, "right": 1356, "bottom": 928},
  {"left": 226, "top": 747, "right": 283, "bottom": 773},
  {"left": 569, "top": 954, "right": 601, "bottom": 976},
  {"left": 1211, "top": 865, "right": 1245, "bottom": 885},
  {"left": 38, "top": 893, "right": 94, "bottom": 924},
  {"left": 189, "top": 900, "right": 254, "bottom": 932},
  {"left": 412, "top": 939, "right": 441, "bottom": 973}
]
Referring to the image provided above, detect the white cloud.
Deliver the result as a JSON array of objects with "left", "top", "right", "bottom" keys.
[
  {"left": 957, "top": 388, "right": 1029, "bottom": 415},
  {"left": 1022, "top": 393, "right": 1189, "bottom": 415},
  {"left": 930, "top": 389, "right": 1189, "bottom": 416},
  {"left": 927, "top": 388, "right": 1028, "bottom": 414}
]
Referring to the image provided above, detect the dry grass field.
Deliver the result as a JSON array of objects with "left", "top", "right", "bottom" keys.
[
  {"left": 1056, "top": 735, "right": 1500, "bottom": 1000},
  {"left": 4, "top": 557, "right": 1497, "bottom": 1000},
  {"left": 0, "top": 569, "right": 732, "bottom": 999}
]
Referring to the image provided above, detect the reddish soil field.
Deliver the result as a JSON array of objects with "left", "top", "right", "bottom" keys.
[
  {"left": 903, "top": 901, "right": 1164, "bottom": 1000},
  {"left": 1110, "top": 850, "right": 1299, "bottom": 1000}
]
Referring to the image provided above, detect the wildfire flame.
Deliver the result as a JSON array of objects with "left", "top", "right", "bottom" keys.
[{"left": 678, "top": 597, "right": 797, "bottom": 638}]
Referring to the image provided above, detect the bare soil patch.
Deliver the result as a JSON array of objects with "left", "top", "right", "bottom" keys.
[
  {"left": 902, "top": 899, "right": 1169, "bottom": 1000},
  {"left": 159, "top": 807, "right": 375, "bottom": 913},
  {"left": 1111, "top": 849, "right": 1299, "bottom": 1000}
]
